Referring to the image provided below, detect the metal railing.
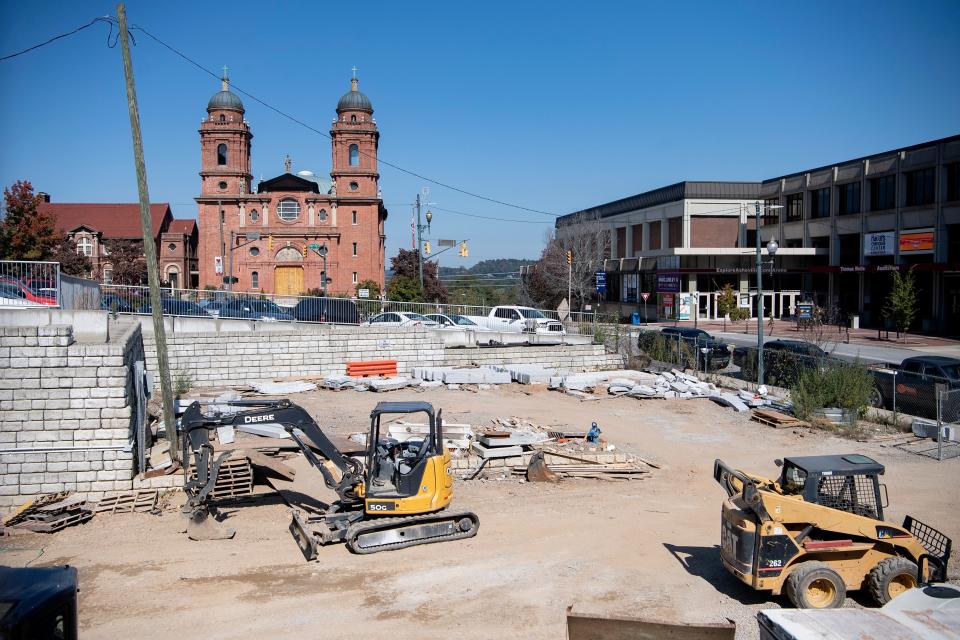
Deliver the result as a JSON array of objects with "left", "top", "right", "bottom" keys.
[
  {"left": 96, "top": 284, "right": 600, "bottom": 336},
  {"left": 0, "top": 260, "right": 61, "bottom": 307}
]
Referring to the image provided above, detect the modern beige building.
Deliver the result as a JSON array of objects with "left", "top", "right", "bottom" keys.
[{"left": 557, "top": 134, "right": 960, "bottom": 333}]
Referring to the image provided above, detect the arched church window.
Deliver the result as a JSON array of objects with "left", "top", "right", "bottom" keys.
[
  {"left": 275, "top": 247, "right": 303, "bottom": 262},
  {"left": 251, "top": 271, "right": 259, "bottom": 288},
  {"left": 217, "top": 144, "right": 228, "bottom": 165},
  {"left": 250, "top": 209, "right": 259, "bottom": 222},
  {"left": 277, "top": 199, "right": 301, "bottom": 221},
  {"left": 219, "top": 114, "right": 226, "bottom": 123},
  {"left": 349, "top": 144, "right": 359, "bottom": 166},
  {"left": 76, "top": 237, "right": 92, "bottom": 256},
  {"left": 350, "top": 115, "right": 357, "bottom": 123},
  {"left": 318, "top": 209, "right": 328, "bottom": 222}
]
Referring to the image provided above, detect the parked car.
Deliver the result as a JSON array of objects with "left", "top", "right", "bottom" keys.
[
  {"left": 0, "top": 281, "right": 45, "bottom": 306},
  {"left": 198, "top": 299, "right": 224, "bottom": 318},
  {"left": 733, "top": 339, "right": 829, "bottom": 385},
  {"left": 0, "top": 275, "right": 57, "bottom": 306},
  {"left": 464, "top": 305, "right": 565, "bottom": 334},
  {"left": 424, "top": 313, "right": 490, "bottom": 330},
  {"left": 101, "top": 293, "right": 134, "bottom": 313},
  {"left": 138, "top": 298, "right": 208, "bottom": 317},
  {"left": 218, "top": 298, "right": 295, "bottom": 322},
  {"left": 869, "top": 355, "right": 960, "bottom": 421},
  {"left": 366, "top": 311, "right": 439, "bottom": 327},
  {"left": 657, "top": 327, "right": 731, "bottom": 370},
  {"left": 291, "top": 297, "right": 361, "bottom": 324}
]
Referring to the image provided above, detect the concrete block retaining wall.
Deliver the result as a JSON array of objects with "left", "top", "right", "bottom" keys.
[
  {"left": 0, "top": 324, "right": 143, "bottom": 507},
  {"left": 143, "top": 326, "right": 623, "bottom": 387}
]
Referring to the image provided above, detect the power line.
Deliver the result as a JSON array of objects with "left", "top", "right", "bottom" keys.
[
  {"left": 430, "top": 206, "right": 554, "bottom": 224},
  {"left": 129, "top": 23, "right": 557, "bottom": 217},
  {"left": 0, "top": 16, "right": 120, "bottom": 62}
]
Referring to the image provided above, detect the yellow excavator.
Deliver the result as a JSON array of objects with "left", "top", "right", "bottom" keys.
[
  {"left": 180, "top": 399, "right": 479, "bottom": 556},
  {"left": 714, "top": 454, "right": 951, "bottom": 609}
]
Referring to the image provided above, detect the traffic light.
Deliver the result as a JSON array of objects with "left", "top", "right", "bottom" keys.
[
  {"left": 424, "top": 241, "right": 431, "bottom": 255},
  {"left": 566, "top": 250, "right": 573, "bottom": 265},
  {"left": 459, "top": 241, "right": 468, "bottom": 257},
  {"left": 302, "top": 244, "right": 308, "bottom": 258},
  {"left": 267, "top": 235, "right": 273, "bottom": 251}
]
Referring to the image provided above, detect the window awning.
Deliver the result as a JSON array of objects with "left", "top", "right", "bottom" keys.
[{"left": 604, "top": 257, "right": 655, "bottom": 273}]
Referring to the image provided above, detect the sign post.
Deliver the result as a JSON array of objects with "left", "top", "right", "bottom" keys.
[{"left": 641, "top": 291, "right": 650, "bottom": 324}]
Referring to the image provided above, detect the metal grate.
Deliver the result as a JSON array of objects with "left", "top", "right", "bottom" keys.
[
  {"left": 816, "top": 474, "right": 880, "bottom": 519},
  {"left": 904, "top": 516, "right": 952, "bottom": 564}
]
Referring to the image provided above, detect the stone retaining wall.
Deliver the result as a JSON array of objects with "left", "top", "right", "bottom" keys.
[
  {"left": 0, "top": 324, "right": 143, "bottom": 507},
  {"left": 143, "top": 326, "right": 623, "bottom": 387}
]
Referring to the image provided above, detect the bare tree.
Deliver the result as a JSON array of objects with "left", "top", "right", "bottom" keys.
[{"left": 521, "top": 213, "right": 610, "bottom": 311}]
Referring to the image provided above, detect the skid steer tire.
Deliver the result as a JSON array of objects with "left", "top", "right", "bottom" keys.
[
  {"left": 867, "top": 557, "right": 918, "bottom": 605},
  {"left": 785, "top": 561, "right": 846, "bottom": 609}
]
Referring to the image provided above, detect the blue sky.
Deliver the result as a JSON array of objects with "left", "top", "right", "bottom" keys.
[{"left": 1, "top": 1, "right": 958, "bottom": 266}]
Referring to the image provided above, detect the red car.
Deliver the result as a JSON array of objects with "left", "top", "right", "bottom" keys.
[{"left": 0, "top": 276, "right": 57, "bottom": 305}]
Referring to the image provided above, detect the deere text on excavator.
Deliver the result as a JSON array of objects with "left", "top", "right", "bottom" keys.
[{"left": 180, "top": 399, "right": 479, "bottom": 556}]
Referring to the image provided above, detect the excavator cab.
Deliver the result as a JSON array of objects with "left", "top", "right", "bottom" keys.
[
  {"left": 777, "top": 454, "right": 886, "bottom": 520},
  {"left": 363, "top": 402, "right": 454, "bottom": 514}
]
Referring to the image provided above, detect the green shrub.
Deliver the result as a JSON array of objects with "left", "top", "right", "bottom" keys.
[
  {"left": 174, "top": 370, "right": 194, "bottom": 397},
  {"left": 790, "top": 361, "right": 873, "bottom": 422},
  {"left": 636, "top": 332, "right": 696, "bottom": 368}
]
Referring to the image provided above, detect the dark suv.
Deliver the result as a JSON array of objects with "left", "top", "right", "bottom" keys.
[
  {"left": 291, "top": 297, "right": 360, "bottom": 324},
  {"left": 648, "top": 327, "right": 731, "bottom": 370},
  {"left": 733, "top": 339, "right": 829, "bottom": 385}
]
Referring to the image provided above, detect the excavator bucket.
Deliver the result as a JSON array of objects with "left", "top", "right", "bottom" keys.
[
  {"left": 526, "top": 451, "right": 561, "bottom": 483},
  {"left": 186, "top": 508, "right": 236, "bottom": 541}
]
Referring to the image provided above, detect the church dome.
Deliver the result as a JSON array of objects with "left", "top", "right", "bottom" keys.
[
  {"left": 337, "top": 77, "right": 373, "bottom": 113},
  {"left": 207, "top": 70, "right": 244, "bottom": 111},
  {"left": 208, "top": 90, "right": 243, "bottom": 111}
]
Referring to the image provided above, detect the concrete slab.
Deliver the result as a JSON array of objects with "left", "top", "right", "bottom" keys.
[{"left": 471, "top": 443, "right": 524, "bottom": 458}]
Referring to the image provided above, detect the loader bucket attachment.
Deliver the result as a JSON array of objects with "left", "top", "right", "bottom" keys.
[
  {"left": 186, "top": 508, "right": 236, "bottom": 541},
  {"left": 526, "top": 451, "right": 561, "bottom": 483}
]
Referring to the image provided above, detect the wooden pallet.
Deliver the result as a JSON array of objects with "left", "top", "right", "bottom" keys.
[
  {"left": 211, "top": 457, "right": 254, "bottom": 498},
  {"left": 346, "top": 359, "right": 397, "bottom": 378},
  {"left": 18, "top": 506, "right": 93, "bottom": 533},
  {"left": 95, "top": 490, "right": 159, "bottom": 514},
  {"left": 751, "top": 408, "right": 808, "bottom": 429}
]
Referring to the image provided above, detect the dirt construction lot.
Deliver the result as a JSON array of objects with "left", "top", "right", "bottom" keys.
[{"left": 3, "top": 386, "right": 958, "bottom": 639}]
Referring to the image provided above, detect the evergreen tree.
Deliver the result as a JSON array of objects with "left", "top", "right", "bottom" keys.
[{"left": 882, "top": 267, "right": 918, "bottom": 340}]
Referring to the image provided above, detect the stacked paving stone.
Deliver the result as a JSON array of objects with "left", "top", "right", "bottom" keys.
[{"left": 0, "top": 324, "right": 142, "bottom": 507}]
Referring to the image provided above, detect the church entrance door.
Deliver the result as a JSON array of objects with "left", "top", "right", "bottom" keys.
[{"left": 275, "top": 266, "right": 304, "bottom": 296}]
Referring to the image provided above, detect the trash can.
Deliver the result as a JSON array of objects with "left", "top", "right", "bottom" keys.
[
  {"left": 630, "top": 312, "right": 641, "bottom": 325},
  {"left": 850, "top": 315, "right": 860, "bottom": 330}
]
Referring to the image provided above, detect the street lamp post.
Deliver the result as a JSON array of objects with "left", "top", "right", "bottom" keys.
[
  {"left": 227, "top": 230, "right": 260, "bottom": 292},
  {"left": 414, "top": 192, "right": 434, "bottom": 291},
  {"left": 318, "top": 244, "right": 328, "bottom": 296},
  {"left": 754, "top": 201, "right": 781, "bottom": 387}
]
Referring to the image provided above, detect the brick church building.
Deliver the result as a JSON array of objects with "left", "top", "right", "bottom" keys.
[{"left": 197, "top": 72, "right": 387, "bottom": 295}]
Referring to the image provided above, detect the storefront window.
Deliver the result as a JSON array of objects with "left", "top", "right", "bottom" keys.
[{"left": 621, "top": 273, "right": 638, "bottom": 302}]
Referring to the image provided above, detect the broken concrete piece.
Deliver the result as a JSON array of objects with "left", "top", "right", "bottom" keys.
[
  {"left": 236, "top": 423, "right": 291, "bottom": 438},
  {"left": 253, "top": 380, "right": 317, "bottom": 394},
  {"left": 471, "top": 442, "right": 524, "bottom": 459},
  {"left": 669, "top": 381, "right": 690, "bottom": 393},
  {"left": 712, "top": 393, "right": 749, "bottom": 412},
  {"left": 367, "top": 377, "right": 411, "bottom": 392},
  {"left": 419, "top": 380, "right": 444, "bottom": 388},
  {"left": 447, "top": 384, "right": 461, "bottom": 390}
]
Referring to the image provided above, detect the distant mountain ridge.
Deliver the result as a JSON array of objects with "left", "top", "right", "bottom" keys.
[{"left": 438, "top": 258, "right": 535, "bottom": 277}]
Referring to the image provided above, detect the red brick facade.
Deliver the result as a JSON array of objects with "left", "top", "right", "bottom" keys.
[{"left": 196, "top": 74, "right": 387, "bottom": 295}]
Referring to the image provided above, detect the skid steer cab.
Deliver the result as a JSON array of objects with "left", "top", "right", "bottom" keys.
[{"left": 714, "top": 454, "right": 952, "bottom": 609}]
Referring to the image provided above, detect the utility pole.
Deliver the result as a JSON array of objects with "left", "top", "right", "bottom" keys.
[
  {"left": 416, "top": 192, "right": 423, "bottom": 289},
  {"left": 755, "top": 201, "right": 764, "bottom": 387},
  {"left": 227, "top": 231, "right": 234, "bottom": 292},
  {"left": 217, "top": 199, "right": 224, "bottom": 289},
  {"left": 116, "top": 4, "right": 177, "bottom": 461}
]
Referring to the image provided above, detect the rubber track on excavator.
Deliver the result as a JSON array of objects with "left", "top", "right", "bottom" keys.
[{"left": 345, "top": 510, "right": 480, "bottom": 554}]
